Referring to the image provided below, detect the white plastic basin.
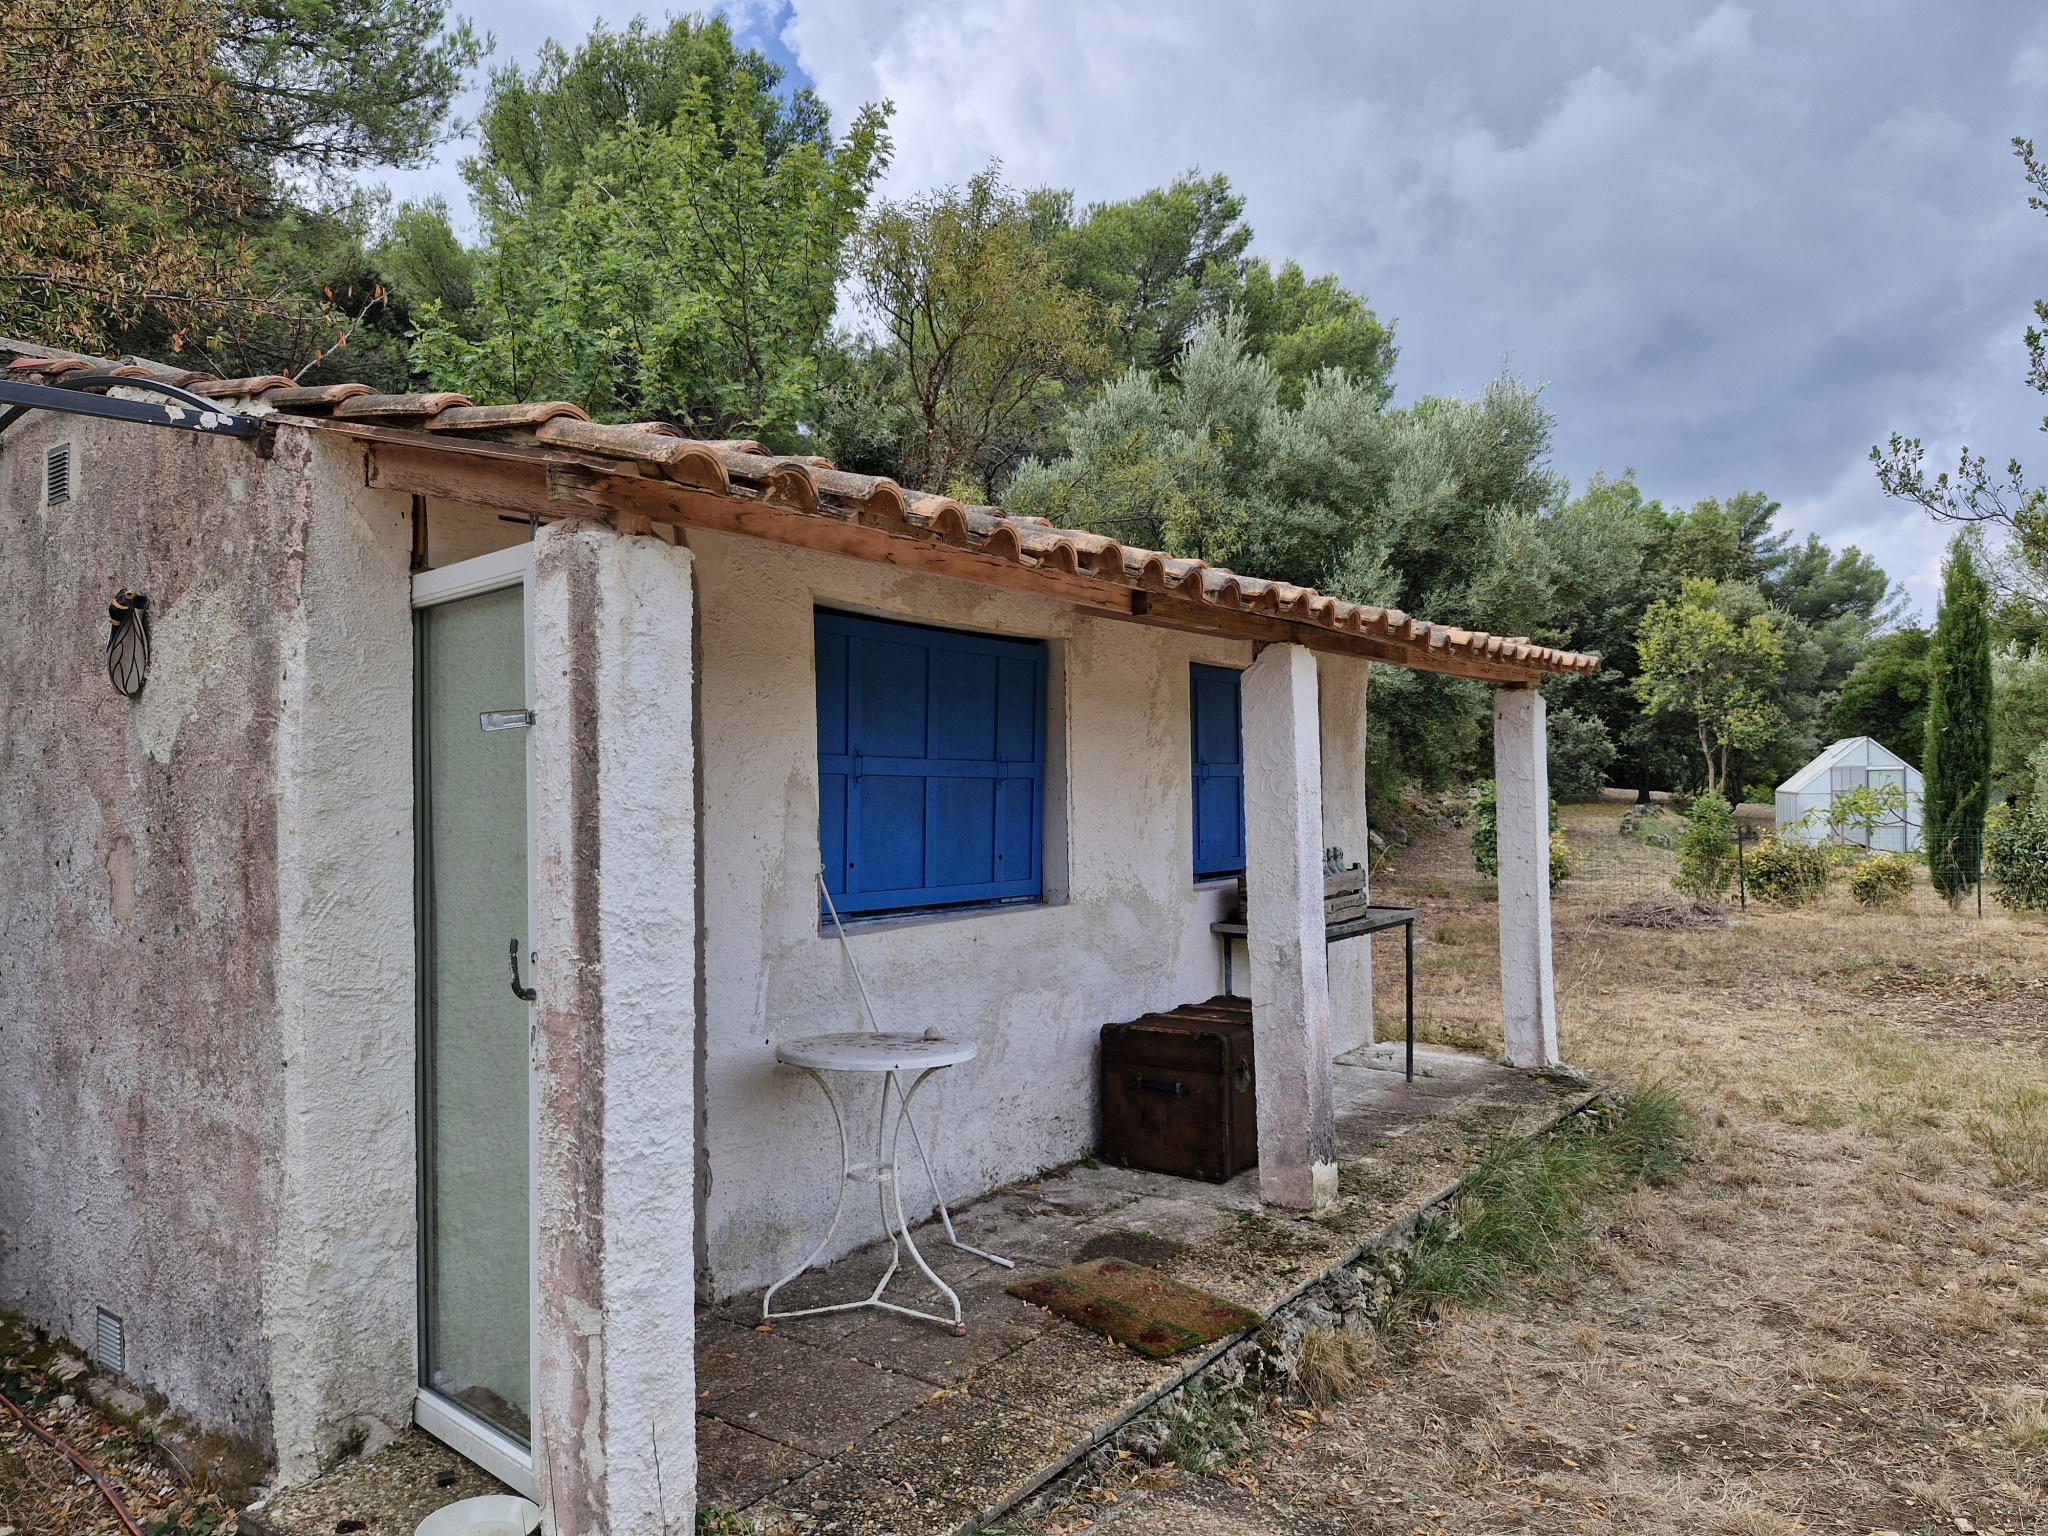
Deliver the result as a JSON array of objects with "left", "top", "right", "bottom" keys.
[{"left": 414, "top": 1495, "right": 542, "bottom": 1536}]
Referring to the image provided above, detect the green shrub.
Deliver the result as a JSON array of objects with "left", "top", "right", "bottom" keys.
[
  {"left": 1823, "top": 837, "right": 1866, "bottom": 870},
  {"left": 1472, "top": 780, "right": 1499, "bottom": 876},
  {"left": 1471, "top": 780, "right": 1569, "bottom": 891},
  {"left": 1988, "top": 801, "right": 2048, "bottom": 909},
  {"left": 1848, "top": 850, "right": 1915, "bottom": 908},
  {"left": 1546, "top": 706, "right": 1617, "bottom": 799},
  {"left": 1673, "top": 792, "right": 1734, "bottom": 899},
  {"left": 1548, "top": 828, "right": 1576, "bottom": 888},
  {"left": 1744, "top": 835, "right": 1833, "bottom": 905}
]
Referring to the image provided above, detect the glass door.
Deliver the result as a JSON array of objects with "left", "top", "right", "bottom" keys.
[{"left": 413, "top": 546, "right": 535, "bottom": 1486}]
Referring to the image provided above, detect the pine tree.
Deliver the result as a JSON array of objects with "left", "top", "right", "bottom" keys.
[{"left": 1922, "top": 537, "right": 1994, "bottom": 903}]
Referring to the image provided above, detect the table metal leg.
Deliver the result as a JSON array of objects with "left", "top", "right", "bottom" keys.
[
  {"left": 880, "top": 1069, "right": 965, "bottom": 1332},
  {"left": 1404, "top": 918, "right": 1415, "bottom": 1083},
  {"left": 762, "top": 1066, "right": 858, "bottom": 1322},
  {"left": 896, "top": 1076, "right": 1014, "bottom": 1269},
  {"left": 762, "top": 1066, "right": 980, "bottom": 1333}
]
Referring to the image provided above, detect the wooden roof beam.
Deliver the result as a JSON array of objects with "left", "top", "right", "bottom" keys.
[{"left": 349, "top": 423, "right": 1554, "bottom": 684}]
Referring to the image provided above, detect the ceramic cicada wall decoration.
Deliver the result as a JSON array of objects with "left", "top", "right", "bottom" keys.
[{"left": 107, "top": 589, "right": 150, "bottom": 696}]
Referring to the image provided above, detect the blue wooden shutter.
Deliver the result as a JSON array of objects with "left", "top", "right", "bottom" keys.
[
  {"left": 817, "top": 610, "right": 1046, "bottom": 915},
  {"left": 1190, "top": 664, "right": 1245, "bottom": 877}
]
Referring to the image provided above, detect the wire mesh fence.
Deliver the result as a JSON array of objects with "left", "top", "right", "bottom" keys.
[
  {"left": 1371, "top": 795, "right": 2004, "bottom": 925},
  {"left": 1560, "top": 802, "right": 2000, "bottom": 917}
]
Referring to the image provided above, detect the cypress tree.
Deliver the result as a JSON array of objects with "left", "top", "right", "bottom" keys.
[{"left": 1922, "top": 537, "right": 1994, "bottom": 903}]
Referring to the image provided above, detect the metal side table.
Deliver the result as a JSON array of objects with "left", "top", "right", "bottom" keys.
[
  {"left": 1210, "top": 904, "right": 1423, "bottom": 1081},
  {"left": 762, "top": 1032, "right": 1010, "bottom": 1335}
]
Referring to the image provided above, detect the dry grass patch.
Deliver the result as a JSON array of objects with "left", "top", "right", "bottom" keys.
[{"left": 1000, "top": 808, "right": 2048, "bottom": 1536}]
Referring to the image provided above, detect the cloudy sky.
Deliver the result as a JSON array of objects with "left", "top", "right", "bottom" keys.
[{"left": 382, "top": 2, "right": 2048, "bottom": 619}]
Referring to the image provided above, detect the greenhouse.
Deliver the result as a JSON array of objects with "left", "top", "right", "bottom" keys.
[{"left": 1775, "top": 736, "right": 1923, "bottom": 852}]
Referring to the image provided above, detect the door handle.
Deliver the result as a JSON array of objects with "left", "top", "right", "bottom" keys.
[{"left": 509, "top": 938, "right": 536, "bottom": 1001}]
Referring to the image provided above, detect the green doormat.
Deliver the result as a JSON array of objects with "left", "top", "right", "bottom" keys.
[{"left": 1007, "top": 1258, "right": 1261, "bottom": 1358}]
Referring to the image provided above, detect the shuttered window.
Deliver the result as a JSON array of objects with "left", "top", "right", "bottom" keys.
[
  {"left": 817, "top": 610, "right": 1047, "bottom": 916},
  {"left": 1191, "top": 663, "right": 1245, "bottom": 878}
]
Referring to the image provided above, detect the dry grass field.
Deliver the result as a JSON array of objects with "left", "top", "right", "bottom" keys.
[{"left": 1016, "top": 802, "right": 2048, "bottom": 1536}]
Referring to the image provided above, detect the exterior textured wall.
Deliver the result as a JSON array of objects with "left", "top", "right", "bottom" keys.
[
  {"left": 1316, "top": 654, "right": 1373, "bottom": 1054},
  {"left": 685, "top": 529, "right": 1252, "bottom": 1301},
  {"left": 531, "top": 522, "right": 699, "bottom": 1535},
  {"left": 1242, "top": 645, "right": 1337, "bottom": 1209},
  {"left": 0, "top": 416, "right": 416, "bottom": 1475}
]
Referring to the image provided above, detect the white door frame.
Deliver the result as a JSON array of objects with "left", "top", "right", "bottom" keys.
[{"left": 410, "top": 541, "right": 539, "bottom": 1498}]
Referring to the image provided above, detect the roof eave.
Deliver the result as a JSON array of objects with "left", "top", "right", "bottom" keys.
[{"left": 318, "top": 415, "right": 1591, "bottom": 685}]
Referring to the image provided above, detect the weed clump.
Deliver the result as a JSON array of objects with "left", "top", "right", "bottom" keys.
[
  {"left": 1291, "top": 1321, "right": 1366, "bottom": 1402},
  {"left": 1389, "top": 1085, "right": 1690, "bottom": 1322},
  {"left": 1117, "top": 1365, "right": 1261, "bottom": 1473},
  {"left": 1848, "top": 850, "right": 1915, "bottom": 908},
  {"left": 1743, "top": 836, "right": 1832, "bottom": 905},
  {"left": 1977, "top": 1083, "right": 2048, "bottom": 1188}
]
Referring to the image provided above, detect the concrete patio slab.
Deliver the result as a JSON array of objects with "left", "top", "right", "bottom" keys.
[
  {"left": 764, "top": 1457, "right": 980, "bottom": 1536},
  {"left": 698, "top": 1417, "right": 822, "bottom": 1510},
  {"left": 697, "top": 1318, "right": 941, "bottom": 1457},
  {"left": 703, "top": 1045, "right": 1597, "bottom": 1535}
]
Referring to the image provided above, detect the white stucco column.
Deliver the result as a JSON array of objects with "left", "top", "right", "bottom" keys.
[
  {"left": 531, "top": 520, "right": 698, "bottom": 1536},
  {"left": 1243, "top": 643, "right": 1338, "bottom": 1210},
  {"left": 1317, "top": 654, "right": 1373, "bottom": 1056},
  {"left": 1493, "top": 686, "right": 1559, "bottom": 1069},
  {"left": 266, "top": 453, "right": 419, "bottom": 1482}
]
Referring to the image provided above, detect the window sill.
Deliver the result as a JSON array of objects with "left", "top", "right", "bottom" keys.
[{"left": 819, "top": 896, "right": 1056, "bottom": 938}]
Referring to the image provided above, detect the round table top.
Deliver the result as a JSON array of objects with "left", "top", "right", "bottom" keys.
[{"left": 775, "top": 1032, "right": 977, "bottom": 1073}]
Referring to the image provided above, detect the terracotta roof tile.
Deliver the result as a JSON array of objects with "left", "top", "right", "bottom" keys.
[
  {"left": 332, "top": 391, "right": 474, "bottom": 420},
  {"left": 1, "top": 343, "right": 1602, "bottom": 676},
  {"left": 264, "top": 382, "right": 374, "bottom": 409},
  {"left": 190, "top": 375, "right": 296, "bottom": 397},
  {"left": 430, "top": 402, "right": 591, "bottom": 432}
]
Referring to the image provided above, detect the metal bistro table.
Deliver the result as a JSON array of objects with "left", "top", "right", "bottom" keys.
[
  {"left": 1210, "top": 904, "right": 1424, "bottom": 1081},
  {"left": 761, "top": 1031, "right": 1011, "bottom": 1336}
]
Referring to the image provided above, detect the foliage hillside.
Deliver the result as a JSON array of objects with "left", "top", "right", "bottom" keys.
[{"left": 26, "top": 5, "right": 2048, "bottom": 805}]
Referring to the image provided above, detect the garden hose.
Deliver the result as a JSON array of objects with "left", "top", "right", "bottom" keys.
[{"left": 0, "top": 1382, "right": 147, "bottom": 1536}]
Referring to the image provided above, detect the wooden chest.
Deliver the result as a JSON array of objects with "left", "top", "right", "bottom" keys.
[{"left": 1099, "top": 996, "right": 1257, "bottom": 1183}]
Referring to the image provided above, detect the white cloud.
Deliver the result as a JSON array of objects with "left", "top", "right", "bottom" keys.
[{"left": 781, "top": 0, "right": 2048, "bottom": 618}]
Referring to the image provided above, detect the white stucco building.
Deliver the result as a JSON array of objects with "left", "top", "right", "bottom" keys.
[
  {"left": 0, "top": 340, "right": 1597, "bottom": 1533},
  {"left": 1775, "top": 736, "right": 1923, "bottom": 852}
]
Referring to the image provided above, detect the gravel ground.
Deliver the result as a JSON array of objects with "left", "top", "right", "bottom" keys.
[{"left": 0, "top": 1323, "right": 242, "bottom": 1536}]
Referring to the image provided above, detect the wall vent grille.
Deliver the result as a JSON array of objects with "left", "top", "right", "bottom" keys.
[
  {"left": 93, "top": 1308, "right": 124, "bottom": 1375},
  {"left": 46, "top": 443, "right": 71, "bottom": 505}
]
